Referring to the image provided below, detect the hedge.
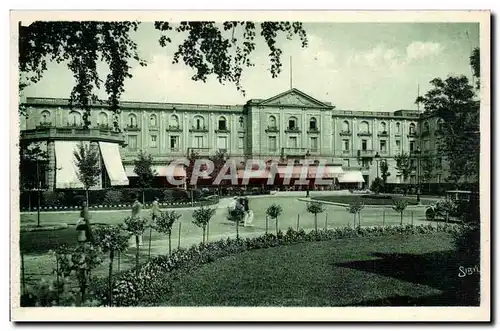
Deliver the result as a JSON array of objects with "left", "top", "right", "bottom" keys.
[{"left": 89, "top": 223, "right": 461, "bottom": 307}]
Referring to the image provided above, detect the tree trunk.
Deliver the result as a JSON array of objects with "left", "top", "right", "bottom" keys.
[
  {"left": 353, "top": 214, "right": 356, "bottom": 228},
  {"left": 85, "top": 189, "right": 89, "bottom": 206},
  {"left": 142, "top": 190, "right": 145, "bottom": 205},
  {"left": 314, "top": 214, "right": 318, "bottom": 232},
  {"left": 206, "top": 221, "right": 210, "bottom": 242},
  {"left": 79, "top": 269, "right": 87, "bottom": 305},
  {"left": 135, "top": 235, "right": 140, "bottom": 277},
  {"left": 236, "top": 219, "right": 239, "bottom": 239},
  {"left": 400, "top": 212, "right": 403, "bottom": 226},
  {"left": 148, "top": 227, "right": 152, "bottom": 259},
  {"left": 108, "top": 250, "right": 114, "bottom": 306},
  {"left": 37, "top": 190, "right": 41, "bottom": 227},
  {"left": 265, "top": 216, "right": 268, "bottom": 234},
  {"left": 275, "top": 217, "right": 279, "bottom": 234},
  {"left": 358, "top": 213, "right": 361, "bottom": 228},
  {"left": 203, "top": 226, "right": 206, "bottom": 243},
  {"left": 168, "top": 231, "right": 172, "bottom": 255}
]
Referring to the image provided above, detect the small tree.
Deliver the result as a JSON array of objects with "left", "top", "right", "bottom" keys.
[
  {"left": 266, "top": 203, "right": 283, "bottom": 234},
  {"left": 20, "top": 142, "right": 48, "bottom": 223},
  {"left": 74, "top": 142, "right": 101, "bottom": 205},
  {"left": 192, "top": 206, "right": 216, "bottom": 243},
  {"left": 370, "top": 177, "right": 384, "bottom": 195},
  {"left": 394, "top": 152, "right": 412, "bottom": 195},
  {"left": 54, "top": 243, "right": 103, "bottom": 305},
  {"left": 392, "top": 199, "right": 409, "bottom": 226},
  {"left": 93, "top": 225, "right": 130, "bottom": 306},
  {"left": 123, "top": 216, "right": 148, "bottom": 276},
  {"left": 133, "top": 151, "right": 158, "bottom": 204},
  {"left": 228, "top": 203, "right": 246, "bottom": 239},
  {"left": 380, "top": 160, "right": 391, "bottom": 192},
  {"left": 346, "top": 200, "right": 365, "bottom": 228},
  {"left": 154, "top": 210, "right": 181, "bottom": 254},
  {"left": 306, "top": 201, "right": 325, "bottom": 232}
]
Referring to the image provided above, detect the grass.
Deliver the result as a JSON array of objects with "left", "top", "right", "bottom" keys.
[{"left": 161, "top": 233, "right": 480, "bottom": 307}]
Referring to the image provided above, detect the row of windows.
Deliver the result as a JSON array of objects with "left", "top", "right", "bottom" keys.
[
  {"left": 127, "top": 135, "right": 245, "bottom": 151},
  {"left": 38, "top": 110, "right": 445, "bottom": 134}
]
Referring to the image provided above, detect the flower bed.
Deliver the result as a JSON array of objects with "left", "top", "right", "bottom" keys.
[{"left": 90, "top": 223, "right": 460, "bottom": 307}]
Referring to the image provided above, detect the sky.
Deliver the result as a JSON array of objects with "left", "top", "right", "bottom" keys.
[{"left": 22, "top": 22, "right": 480, "bottom": 112}]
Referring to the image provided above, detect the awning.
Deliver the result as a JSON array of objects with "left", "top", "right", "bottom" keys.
[
  {"left": 338, "top": 170, "right": 365, "bottom": 183},
  {"left": 277, "top": 165, "right": 344, "bottom": 179},
  {"left": 125, "top": 165, "right": 186, "bottom": 177},
  {"left": 98, "top": 142, "right": 129, "bottom": 186},
  {"left": 55, "top": 141, "right": 84, "bottom": 189}
]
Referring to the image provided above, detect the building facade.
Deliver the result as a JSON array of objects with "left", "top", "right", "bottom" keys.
[{"left": 20, "top": 88, "right": 448, "bottom": 190}]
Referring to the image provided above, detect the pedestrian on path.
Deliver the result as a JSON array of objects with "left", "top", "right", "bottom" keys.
[{"left": 129, "top": 195, "right": 144, "bottom": 247}]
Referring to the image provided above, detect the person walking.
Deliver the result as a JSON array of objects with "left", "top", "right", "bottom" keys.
[{"left": 76, "top": 200, "right": 93, "bottom": 243}]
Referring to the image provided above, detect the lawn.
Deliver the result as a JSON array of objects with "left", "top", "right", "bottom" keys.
[
  {"left": 313, "top": 194, "right": 435, "bottom": 206},
  {"left": 161, "top": 233, "right": 480, "bottom": 307}
]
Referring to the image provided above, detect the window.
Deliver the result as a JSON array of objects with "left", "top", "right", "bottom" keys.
[
  {"left": 194, "top": 136, "right": 204, "bottom": 148},
  {"left": 194, "top": 116, "right": 204, "bottom": 130},
  {"left": 379, "top": 121, "right": 387, "bottom": 133},
  {"left": 269, "top": 115, "right": 277, "bottom": 127},
  {"left": 238, "top": 137, "right": 244, "bottom": 149},
  {"left": 359, "top": 121, "right": 369, "bottom": 133},
  {"left": 343, "top": 159, "right": 350, "bottom": 167},
  {"left": 218, "top": 117, "right": 227, "bottom": 131},
  {"left": 342, "top": 120, "right": 350, "bottom": 132},
  {"left": 424, "top": 121, "right": 430, "bottom": 132},
  {"left": 238, "top": 117, "right": 244, "bottom": 129},
  {"left": 395, "top": 122, "right": 401, "bottom": 134},
  {"left": 128, "top": 114, "right": 137, "bottom": 127},
  {"left": 409, "top": 141, "right": 415, "bottom": 152},
  {"left": 269, "top": 136, "right": 277, "bottom": 151},
  {"left": 41, "top": 110, "right": 51, "bottom": 124},
  {"left": 170, "top": 136, "right": 179, "bottom": 150},
  {"left": 150, "top": 135, "right": 157, "bottom": 148},
  {"left": 395, "top": 140, "right": 401, "bottom": 151},
  {"left": 99, "top": 112, "right": 108, "bottom": 126},
  {"left": 361, "top": 139, "right": 368, "bottom": 150},
  {"left": 170, "top": 114, "right": 179, "bottom": 128},
  {"left": 310, "top": 137, "right": 318, "bottom": 151},
  {"left": 288, "top": 117, "right": 297, "bottom": 130},
  {"left": 409, "top": 123, "right": 416, "bottom": 135},
  {"left": 410, "top": 175, "right": 416, "bottom": 184},
  {"left": 396, "top": 175, "right": 402, "bottom": 183},
  {"left": 128, "top": 135, "right": 137, "bottom": 150},
  {"left": 437, "top": 174, "right": 441, "bottom": 183},
  {"left": 69, "top": 111, "right": 82, "bottom": 126},
  {"left": 362, "top": 159, "right": 370, "bottom": 168},
  {"left": 289, "top": 136, "right": 298, "bottom": 148},
  {"left": 410, "top": 159, "right": 416, "bottom": 169},
  {"left": 343, "top": 139, "right": 350, "bottom": 151},
  {"left": 150, "top": 114, "right": 157, "bottom": 127},
  {"left": 217, "top": 136, "right": 228, "bottom": 149},
  {"left": 380, "top": 140, "right": 387, "bottom": 152},
  {"left": 309, "top": 117, "right": 317, "bottom": 130}
]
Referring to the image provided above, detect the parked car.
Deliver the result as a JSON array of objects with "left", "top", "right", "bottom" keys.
[{"left": 425, "top": 190, "right": 472, "bottom": 222}]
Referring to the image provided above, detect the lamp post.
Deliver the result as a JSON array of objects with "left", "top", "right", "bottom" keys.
[
  {"left": 374, "top": 152, "right": 381, "bottom": 178},
  {"left": 414, "top": 147, "right": 421, "bottom": 205}
]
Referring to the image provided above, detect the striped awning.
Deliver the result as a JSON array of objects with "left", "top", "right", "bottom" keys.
[{"left": 338, "top": 170, "right": 365, "bottom": 183}]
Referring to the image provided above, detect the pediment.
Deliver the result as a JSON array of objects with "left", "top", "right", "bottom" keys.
[{"left": 259, "top": 89, "right": 332, "bottom": 109}]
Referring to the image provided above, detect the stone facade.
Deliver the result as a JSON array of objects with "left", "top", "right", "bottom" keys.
[{"left": 20, "top": 88, "right": 451, "bottom": 187}]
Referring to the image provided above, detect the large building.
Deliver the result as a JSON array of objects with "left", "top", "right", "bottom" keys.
[{"left": 20, "top": 88, "right": 448, "bottom": 190}]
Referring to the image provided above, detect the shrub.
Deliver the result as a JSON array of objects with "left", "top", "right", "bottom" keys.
[
  {"left": 192, "top": 206, "right": 216, "bottom": 242},
  {"left": 104, "top": 190, "right": 123, "bottom": 205},
  {"left": 392, "top": 199, "right": 409, "bottom": 226},
  {"left": 370, "top": 177, "right": 384, "bottom": 194},
  {"left": 42, "top": 191, "right": 64, "bottom": 206}
]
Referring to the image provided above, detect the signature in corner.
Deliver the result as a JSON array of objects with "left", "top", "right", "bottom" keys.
[{"left": 458, "top": 265, "right": 480, "bottom": 278}]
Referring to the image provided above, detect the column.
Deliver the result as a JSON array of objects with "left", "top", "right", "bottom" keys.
[{"left": 46, "top": 141, "right": 56, "bottom": 191}]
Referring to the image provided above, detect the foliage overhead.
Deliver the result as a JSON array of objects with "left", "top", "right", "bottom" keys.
[
  {"left": 19, "top": 142, "right": 48, "bottom": 190},
  {"left": 394, "top": 152, "right": 413, "bottom": 183},
  {"left": 380, "top": 160, "right": 391, "bottom": 185},
  {"left": 73, "top": 142, "right": 101, "bottom": 190},
  {"left": 19, "top": 21, "right": 308, "bottom": 128}
]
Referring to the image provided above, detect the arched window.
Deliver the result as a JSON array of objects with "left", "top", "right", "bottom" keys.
[
  {"left": 193, "top": 115, "right": 205, "bottom": 130},
  {"left": 218, "top": 116, "right": 227, "bottom": 131},
  {"left": 69, "top": 111, "right": 82, "bottom": 126},
  {"left": 309, "top": 117, "right": 317, "bottom": 130},
  {"left": 288, "top": 116, "right": 298, "bottom": 130},
  {"left": 238, "top": 116, "right": 244, "bottom": 129},
  {"left": 437, "top": 118, "right": 445, "bottom": 132},
  {"left": 40, "top": 110, "right": 51, "bottom": 124},
  {"left": 150, "top": 114, "right": 157, "bottom": 127},
  {"left": 409, "top": 123, "right": 416, "bottom": 135},
  {"left": 424, "top": 121, "right": 430, "bottom": 133},
  {"left": 98, "top": 112, "right": 108, "bottom": 126},
  {"left": 342, "top": 120, "right": 350, "bottom": 133},
  {"left": 379, "top": 121, "right": 387, "bottom": 133},
  {"left": 170, "top": 114, "right": 179, "bottom": 128},
  {"left": 359, "top": 121, "right": 369, "bottom": 133},
  {"left": 269, "top": 115, "right": 277, "bottom": 128},
  {"left": 128, "top": 113, "right": 137, "bottom": 127},
  {"left": 395, "top": 122, "right": 401, "bottom": 134}
]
